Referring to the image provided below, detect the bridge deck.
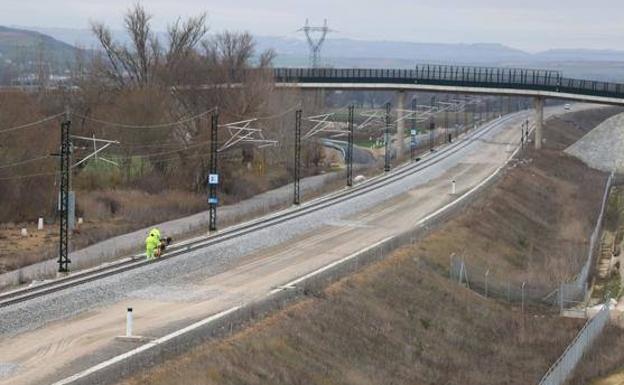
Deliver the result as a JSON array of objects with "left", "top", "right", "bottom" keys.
[{"left": 273, "top": 65, "right": 624, "bottom": 105}]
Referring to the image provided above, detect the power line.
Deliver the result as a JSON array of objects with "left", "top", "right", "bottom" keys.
[
  {"left": 0, "top": 171, "right": 58, "bottom": 181},
  {"left": 0, "top": 113, "right": 64, "bottom": 135},
  {"left": 227, "top": 103, "right": 301, "bottom": 121},
  {"left": 74, "top": 108, "right": 216, "bottom": 129},
  {"left": 0, "top": 155, "right": 51, "bottom": 170}
]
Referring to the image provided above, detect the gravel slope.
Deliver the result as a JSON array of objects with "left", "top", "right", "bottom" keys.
[{"left": 566, "top": 111, "right": 624, "bottom": 172}]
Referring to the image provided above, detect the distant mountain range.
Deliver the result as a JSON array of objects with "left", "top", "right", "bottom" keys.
[
  {"left": 0, "top": 26, "right": 78, "bottom": 68},
  {"left": 4, "top": 25, "right": 624, "bottom": 82}
]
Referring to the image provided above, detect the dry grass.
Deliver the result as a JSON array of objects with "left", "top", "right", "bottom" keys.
[
  {"left": 413, "top": 108, "right": 621, "bottom": 288},
  {"left": 566, "top": 324, "right": 624, "bottom": 385},
  {"left": 123, "top": 249, "right": 583, "bottom": 385},
  {"left": 0, "top": 189, "right": 206, "bottom": 272}
]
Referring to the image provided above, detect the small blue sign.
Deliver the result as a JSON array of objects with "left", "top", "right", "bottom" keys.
[{"left": 208, "top": 197, "right": 218, "bottom": 204}]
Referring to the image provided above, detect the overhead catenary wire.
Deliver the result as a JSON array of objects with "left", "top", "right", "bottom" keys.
[
  {"left": 0, "top": 155, "right": 52, "bottom": 170},
  {"left": 227, "top": 103, "right": 301, "bottom": 121},
  {"left": 0, "top": 170, "right": 58, "bottom": 181},
  {"left": 74, "top": 107, "right": 217, "bottom": 129},
  {"left": 0, "top": 113, "right": 64, "bottom": 135}
]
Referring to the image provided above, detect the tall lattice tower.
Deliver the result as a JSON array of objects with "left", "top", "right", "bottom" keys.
[{"left": 299, "top": 19, "right": 333, "bottom": 68}]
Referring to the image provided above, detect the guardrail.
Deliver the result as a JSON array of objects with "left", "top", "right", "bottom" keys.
[{"left": 272, "top": 65, "right": 624, "bottom": 100}]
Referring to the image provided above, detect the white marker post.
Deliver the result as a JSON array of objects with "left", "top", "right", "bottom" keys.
[
  {"left": 451, "top": 180, "right": 456, "bottom": 195},
  {"left": 126, "top": 307, "right": 133, "bottom": 337},
  {"left": 37, "top": 218, "right": 44, "bottom": 230}
]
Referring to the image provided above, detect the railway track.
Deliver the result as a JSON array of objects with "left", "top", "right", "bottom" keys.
[{"left": 0, "top": 112, "right": 524, "bottom": 309}]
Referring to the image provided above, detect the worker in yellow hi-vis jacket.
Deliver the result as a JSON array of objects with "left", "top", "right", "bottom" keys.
[{"left": 145, "top": 228, "right": 161, "bottom": 261}]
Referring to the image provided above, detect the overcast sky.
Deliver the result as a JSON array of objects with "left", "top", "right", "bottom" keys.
[{"left": 1, "top": 0, "right": 623, "bottom": 52}]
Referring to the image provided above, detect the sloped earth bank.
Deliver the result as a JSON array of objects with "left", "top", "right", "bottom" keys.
[
  {"left": 121, "top": 108, "right": 622, "bottom": 385},
  {"left": 416, "top": 108, "right": 622, "bottom": 289}
]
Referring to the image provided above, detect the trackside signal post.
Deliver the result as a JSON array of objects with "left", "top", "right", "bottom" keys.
[{"left": 209, "top": 111, "right": 219, "bottom": 231}]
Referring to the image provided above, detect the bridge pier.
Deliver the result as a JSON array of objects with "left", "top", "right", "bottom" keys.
[
  {"left": 396, "top": 91, "right": 406, "bottom": 157},
  {"left": 534, "top": 96, "right": 544, "bottom": 150}
]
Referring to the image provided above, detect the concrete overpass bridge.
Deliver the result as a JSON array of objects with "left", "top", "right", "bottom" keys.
[{"left": 272, "top": 65, "right": 624, "bottom": 149}]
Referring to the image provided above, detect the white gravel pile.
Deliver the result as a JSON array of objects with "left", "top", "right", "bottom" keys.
[{"left": 566, "top": 112, "right": 624, "bottom": 172}]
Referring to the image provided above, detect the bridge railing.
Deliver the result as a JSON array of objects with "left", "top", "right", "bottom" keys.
[{"left": 272, "top": 66, "right": 624, "bottom": 100}]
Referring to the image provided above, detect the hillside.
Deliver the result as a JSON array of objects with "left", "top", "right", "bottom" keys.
[
  {"left": 0, "top": 26, "right": 78, "bottom": 82},
  {"left": 19, "top": 25, "right": 624, "bottom": 81}
]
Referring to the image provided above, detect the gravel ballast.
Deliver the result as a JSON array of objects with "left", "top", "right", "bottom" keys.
[{"left": 566, "top": 112, "right": 624, "bottom": 172}]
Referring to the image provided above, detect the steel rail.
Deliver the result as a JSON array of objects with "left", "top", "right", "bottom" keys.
[{"left": 0, "top": 112, "right": 524, "bottom": 309}]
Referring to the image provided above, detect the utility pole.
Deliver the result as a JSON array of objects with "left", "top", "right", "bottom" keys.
[
  {"left": 294, "top": 109, "right": 302, "bottom": 204},
  {"left": 411, "top": 97, "right": 417, "bottom": 162},
  {"left": 298, "top": 19, "right": 333, "bottom": 68},
  {"left": 444, "top": 95, "right": 450, "bottom": 142},
  {"left": 208, "top": 110, "right": 219, "bottom": 232},
  {"left": 464, "top": 94, "right": 469, "bottom": 134},
  {"left": 58, "top": 108, "right": 71, "bottom": 273},
  {"left": 384, "top": 102, "right": 391, "bottom": 172},
  {"left": 430, "top": 95, "right": 436, "bottom": 150},
  {"left": 455, "top": 97, "right": 460, "bottom": 137},
  {"left": 347, "top": 105, "right": 354, "bottom": 187}
]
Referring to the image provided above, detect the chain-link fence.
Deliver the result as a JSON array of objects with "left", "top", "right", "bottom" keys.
[
  {"left": 538, "top": 302, "right": 611, "bottom": 385},
  {"left": 557, "top": 171, "right": 613, "bottom": 309},
  {"left": 450, "top": 172, "right": 614, "bottom": 311},
  {"left": 450, "top": 255, "right": 555, "bottom": 310}
]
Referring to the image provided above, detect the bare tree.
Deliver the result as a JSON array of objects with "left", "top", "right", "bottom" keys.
[{"left": 91, "top": 3, "right": 207, "bottom": 88}]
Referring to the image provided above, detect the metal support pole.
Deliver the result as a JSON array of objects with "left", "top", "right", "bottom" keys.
[
  {"left": 411, "top": 97, "right": 417, "bottom": 161},
  {"left": 209, "top": 111, "right": 219, "bottom": 232},
  {"left": 444, "top": 95, "right": 450, "bottom": 142},
  {"left": 521, "top": 281, "right": 527, "bottom": 314},
  {"left": 463, "top": 95, "right": 469, "bottom": 134},
  {"left": 347, "top": 105, "right": 354, "bottom": 187},
  {"left": 294, "top": 109, "right": 302, "bottom": 204},
  {"left": 396, "top": 91, "right": 405, "bottom": 157},
  {"left": 429, "top": 95, "right": 436, "bottom": 150},
  {"left": 454, "top": 97, "right": 460, "bottom": 137},
  {"left": 384, "top": 102, "right": 391, "bottom": 172},
  {"left": 58, "top": 110, "right": 71, "bottom": 273}
]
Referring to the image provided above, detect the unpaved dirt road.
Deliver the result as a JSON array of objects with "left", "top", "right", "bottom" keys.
[{"left": 0, "top": 105, "right": 601, "bottom": 385}]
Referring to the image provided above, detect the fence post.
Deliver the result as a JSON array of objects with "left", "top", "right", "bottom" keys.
[
  {"left": 507, "top": 281, "right": 511, "bottom": 302},
  {"left": 521, "top": 281, "right": 526, "bottom": 314},
  {"left": 485, "top": 269, "right": 489, "bottom": 298},
  {"left": 449, "top": 254, "right": 454, "bottom": 280}
]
